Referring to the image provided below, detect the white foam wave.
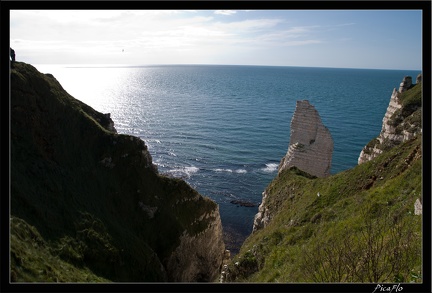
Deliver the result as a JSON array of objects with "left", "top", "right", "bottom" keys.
[
  {"left": 214, "top": 168, "right": 233, "bottom": 173},
  {"left": 213, "top": 168, "right": 247, "bottom": 174},
  {"left": 154, "top": 161, "right": 166, "bottom": 168},
  {"left": 184, "top": 166, "right": 199, "bottom": 174},
  {"left": 167, "top": 166, "right": 199, "bottom": 178},
  {"left": 262, "top": 163, "right": 278, "bottom": 173}
]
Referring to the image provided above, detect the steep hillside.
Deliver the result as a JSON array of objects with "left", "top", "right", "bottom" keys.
[
  {"left": 10, "top": 62, "right": 226, "bottom": 282},
  {"left": 221, "top": 78, "right": 423, "bottom": 284}
]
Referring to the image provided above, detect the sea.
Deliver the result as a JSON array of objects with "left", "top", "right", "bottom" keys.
[{"left": 33, "top": 64, "right": 421, "bottom": 255}]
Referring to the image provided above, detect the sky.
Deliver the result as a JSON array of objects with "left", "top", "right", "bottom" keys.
[{"left": 10, "top": 9, "right": 423, "bottom": 70}]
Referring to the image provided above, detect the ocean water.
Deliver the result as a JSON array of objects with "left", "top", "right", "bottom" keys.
[{"left": 34, "top": 64, "right": 420, "bottom": 254}]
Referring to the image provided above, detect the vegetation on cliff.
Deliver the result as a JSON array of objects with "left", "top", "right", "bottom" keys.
[
  {"left": 223, "top": 136, "right": 422, "bottom": 283},
  {"left": 10, "top": 62, "right": 224, "bottom": 282},
  {"left": 364, "top": 80, "right": 422, "bottom": 155},
  {"left": 222, "top": 81, "right": 423, "bottom": 284},
  {"left": 389, "top": 82, "right": 422, "bottom": 138}
]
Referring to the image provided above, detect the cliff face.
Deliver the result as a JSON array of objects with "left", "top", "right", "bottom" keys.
[
  {"left": 10, "top": 62, "right": 225, "bottom": 282},
  {"left": 166, "top": 208, "right": 225, "bottom": 281},
  {"left": 278, "top": 100, "right": 334, "bottom": 178},
  {"left": 358, "top": 74, "right": 422, "bottom": 164}
]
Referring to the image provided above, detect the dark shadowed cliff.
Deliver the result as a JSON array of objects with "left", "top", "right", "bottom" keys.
[{"left": 10, "top": 62, "right": 225, "bottom": 282}]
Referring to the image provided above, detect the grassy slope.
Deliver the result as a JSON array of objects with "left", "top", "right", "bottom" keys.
[
  {"left": 10, "top": 217, "right": 109, "bottom": 282},
  {"left": 10, "top": 62, "right": 218, "bottom": 282},
  {"left": 224, "top": 85, "right": 423, "bottom": 283}
]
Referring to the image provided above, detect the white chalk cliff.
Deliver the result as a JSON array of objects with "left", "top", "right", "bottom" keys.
[
  {"left": 278, "top": 100, "right": 334, "bottom": 178},
  {"left": 358, "top": 75, "right": 422, "bottom": 164}
]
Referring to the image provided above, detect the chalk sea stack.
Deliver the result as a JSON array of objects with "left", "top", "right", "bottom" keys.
[{"left": 279, "top": 100, "right": 334, "bottom": 178}]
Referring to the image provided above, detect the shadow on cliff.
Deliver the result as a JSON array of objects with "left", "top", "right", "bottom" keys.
[{"left": 10, "top": 62, "right": 225, "bottom": 283}]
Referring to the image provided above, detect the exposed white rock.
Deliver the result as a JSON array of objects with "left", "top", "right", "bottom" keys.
[
  {"left": 252, "top": 191, "right": 271, "bottom": 233},
  {"left": 278, "top": 100, "right": 334, "bottom": 178},
  {"left": 414, "top": 198, "right": 422, "bottom": 215},
  {"left": 358, "top": 75, "right": 421, "bottom": 165},
  {"left": 358, "top": 87, "right": 401, "bottom": 164},
  {"left": 379, "top": 89, "right": 403, "bottom": 142},
  {"left": 398, "top": 76, "right": 412, "bottom": 93}
]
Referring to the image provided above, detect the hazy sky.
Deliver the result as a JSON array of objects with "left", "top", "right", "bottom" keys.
[{"left": 10, "top": 9, "right": 422, "bottom": 70}]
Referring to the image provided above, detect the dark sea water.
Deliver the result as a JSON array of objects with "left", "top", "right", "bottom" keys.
[{"left": 34, "top": 64, "right": 421, "bottom": 255}]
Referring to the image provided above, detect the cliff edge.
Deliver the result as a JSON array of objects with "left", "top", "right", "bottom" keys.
[
  {"left": 10, "top": 62, "right": 225, "bottom": 282},
  {"left": 358, "top": 74, "right": 422, "bottom": 164}
]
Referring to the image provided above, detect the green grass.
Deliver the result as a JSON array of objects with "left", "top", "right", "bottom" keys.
[
  {"left": 224, "top": 134, "right": 422, "bottom": 283},
  {"left": 10, "top": 217, "right": 110, "bottom": 282},
  {"left": 399, "top": 82, "right": 422, "bottom": 109}
]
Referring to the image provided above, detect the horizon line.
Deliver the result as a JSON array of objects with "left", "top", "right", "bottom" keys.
[{"left": 30, "top": 62, "right": 422, "bottom": 72}]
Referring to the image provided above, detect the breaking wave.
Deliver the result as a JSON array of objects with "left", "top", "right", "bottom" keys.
[
  {"left": 213, "top": 168, "right": 247, "bottom": 174},
  {"left": 166, "top": 166, "right": 199, "bottom": 178},
  {"left": 261, "top": 163, "right": 279, "bottom": 173}
]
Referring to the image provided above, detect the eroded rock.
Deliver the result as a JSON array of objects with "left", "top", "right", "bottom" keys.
[{"left": 278, "top": 100, "right": 334, "bottom": 178}]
